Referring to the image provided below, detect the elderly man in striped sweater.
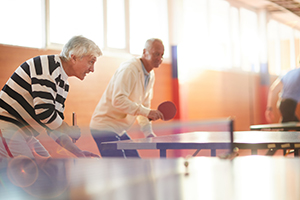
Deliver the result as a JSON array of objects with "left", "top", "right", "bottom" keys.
[{"left": 0, "top": 36, "right": 101, "bottom": 158}]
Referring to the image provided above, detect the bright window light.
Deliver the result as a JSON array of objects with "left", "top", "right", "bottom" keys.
[
  {"left": 267, "top": 20, "right": 281, "bottom": 75},
  {"left": 0, "top": 0, "right": 44, "bottom": 48},
  {"left": 208, "top": 0, "right": 230, "bottom": 69},
  {"left": 129, "top": 0, "right": 169, "bottom": 57},
  {"left": 209, "top": 0, "right": 230, "bottom": 43},
  {"left": 106, "top": 0, "right": 126, "bottom": 49},
  {"left": 278, "top": 23, "right": 293, "bottom": 74},
  {"left": 49, "top": 0, "right": 103, "bottom": 48},
  {"left": 294, "top": 30, "right": 300, "bottom": 67},
  {"left": 181, "top": 0, "right": 208, "bottom": 45},
  {"left": 230, "top": 6, "right": 241, "bottom": 68},
  {"left": 240, "top": 8, "right": 259, "bottom": 72},
  {"left": 178, "top": 0, "right": 208, "bottom": 83}
]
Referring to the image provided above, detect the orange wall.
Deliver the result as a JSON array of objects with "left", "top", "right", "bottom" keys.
[{"left": 179, "top": 70, "right": 263, "bottom": 131}]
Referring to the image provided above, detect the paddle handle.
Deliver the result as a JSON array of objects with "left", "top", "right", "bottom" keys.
[
  {"left": 72, "top": 112, "right": 76, "bottom": 126},
  {"left": 72, "top": 112, "right": 76, "bottom": 143}
]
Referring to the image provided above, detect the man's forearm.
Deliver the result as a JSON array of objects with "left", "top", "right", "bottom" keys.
[{"left": 55, "top": 135, "right": 83, "bottom": 157}]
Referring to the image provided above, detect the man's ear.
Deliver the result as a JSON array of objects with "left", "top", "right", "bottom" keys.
[{"left": 70, "top": 54, "right": 76, "bottom": 63}]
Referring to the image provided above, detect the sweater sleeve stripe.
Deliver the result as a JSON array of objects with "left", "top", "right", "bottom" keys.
[
  {"left": 57, "top": 110, "right": 64, "bottom": 119},
  {"left": 55, "top": 94, "right": 66, "bottom": 107},
  {"left": 48, "top": 55, "right": 61, "bottom": 75},
  {"left": 2, "top": 85, "right": 37, "bottom": 121},
  {"left": 1, "top": 85, "right": 51, "bottom": 134},
  {"left": 0, "top": 99, "right": 28, "bottom": 127},
  {"left": 0, "top": 115, "right": 39, "bottom": 136},
  {"left": 0, "top": 55, "right": 67, "bottom": 134},
  {"left": 32, "top": 77, "right": 57, "bottom": 92},
  {"left": 33, "top": 56, "right": 43, "bottom": 75},
  {"left": 10, "top": 72, "right": 31, "bottom": 93},
  {"left": 47, "top": 111, "right": 57, "bottom": 124},
  {"left": 32, "top": 91, "right": 54, "bottom": 101},
  {"left": 0, "top": 115, "right": 25, "bottom": 128},
  {"left": 20, "top": 62, "right": 30, "bottom": 76},
  {"left": 34, "top": 103, "right": 55, "bottom": 120}
]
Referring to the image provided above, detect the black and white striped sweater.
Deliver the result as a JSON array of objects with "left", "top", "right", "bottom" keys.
[{"left": 0, "top": 55, "right": 69, "bottom": 137}]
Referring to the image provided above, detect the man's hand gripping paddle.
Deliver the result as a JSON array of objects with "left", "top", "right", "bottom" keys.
[{"left": 150, "top": 101, "right": 177, "bottom": 121}]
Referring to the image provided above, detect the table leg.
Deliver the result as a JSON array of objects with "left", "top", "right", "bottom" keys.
[
  {"left": 160, "top": 149, "right": 167, "bottom": 158},
  {"left": 251, "top": 149, "right": 258, "bottom": 155},
  {"left": 295, "top": 149, "right": 299, "bottom": 157},
  {"left": 266, "top": 149, "right": 275, "bottom": 156},
  {"left": 211, "top": 149, "right": 216, "bottom": 157},
  {"left": 192, "top": 149, "right": 201, "bottom": 157}
]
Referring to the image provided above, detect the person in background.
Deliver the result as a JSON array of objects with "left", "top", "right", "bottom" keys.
[
  {"left": 90, "top": 38, "right": 164, "bottom": 158},
  {"left": 0, "top": 35, "right": 102, "bottom": 158},
  {"left": 265, "top": 67, "right": 300, "bottom": 123}
]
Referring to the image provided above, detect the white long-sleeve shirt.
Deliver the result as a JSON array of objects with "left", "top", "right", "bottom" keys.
[{"left": 90, "top": 57, "right": 155, "bottom": 137}]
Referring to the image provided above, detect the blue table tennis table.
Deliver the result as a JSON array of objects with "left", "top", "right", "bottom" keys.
[{"left": 100, "top": 131, "right": 300, "bottom": 157}]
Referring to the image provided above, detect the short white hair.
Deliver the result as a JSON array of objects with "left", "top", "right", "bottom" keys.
[
  {"left": 60, "top": 35, "right": 102, "bottom": 61},
  {"left": 144, "top": 38, "right": 163, "bottom": 51}
]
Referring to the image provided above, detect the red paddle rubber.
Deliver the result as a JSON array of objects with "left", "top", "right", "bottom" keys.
[{"left": 158, "top": 101, "right": 177, "bottom": 121}]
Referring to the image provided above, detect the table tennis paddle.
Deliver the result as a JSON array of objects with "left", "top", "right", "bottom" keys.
[{"left": 150, "top": 101, "right": 177, "bottom": 121}]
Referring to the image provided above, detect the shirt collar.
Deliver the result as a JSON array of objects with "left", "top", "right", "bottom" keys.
[
  {"left": 56, "top": 55, "right": 68, "bottom": 80},
  {"left": 140, "top": 59, "right": 150, "bottom": 76}
]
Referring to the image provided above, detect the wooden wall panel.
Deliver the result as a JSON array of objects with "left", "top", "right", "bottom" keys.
[
  {"left": 248, "top": 73, "right": 260, "bottom": 125},
  {"left": 179, "top": 70, "right": 261, "bottom": 131},
  {"left": 0, "top": 44, "right": 59, "bottom": 87}
]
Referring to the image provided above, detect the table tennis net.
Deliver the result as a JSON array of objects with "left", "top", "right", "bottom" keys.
[{"left": 150, "top": 118, "right": 235, "bottom": 156}]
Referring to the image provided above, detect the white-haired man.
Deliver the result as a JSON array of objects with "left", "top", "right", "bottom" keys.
[
  {"left": 90, "top": 38, "right": 164, "bottom": 158},
  {"left": 0, "top": 35, "right": 102, "bottom": 158}
]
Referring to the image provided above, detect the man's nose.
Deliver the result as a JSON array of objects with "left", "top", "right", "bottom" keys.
[{"left": 90, "top": 65, "right": 95, "bottom": 72}]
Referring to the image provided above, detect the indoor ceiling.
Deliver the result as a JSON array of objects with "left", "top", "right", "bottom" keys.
[
  {"left": 234, "top": 0, "right": 300, "bottom": 29},
  {"left": 269, "top": 0, "right": 300, "bottom": 16}
]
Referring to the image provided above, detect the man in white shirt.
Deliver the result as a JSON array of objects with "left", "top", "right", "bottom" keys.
[{"left": 90, "top": 38, "right": 164, "bottom": 157}]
